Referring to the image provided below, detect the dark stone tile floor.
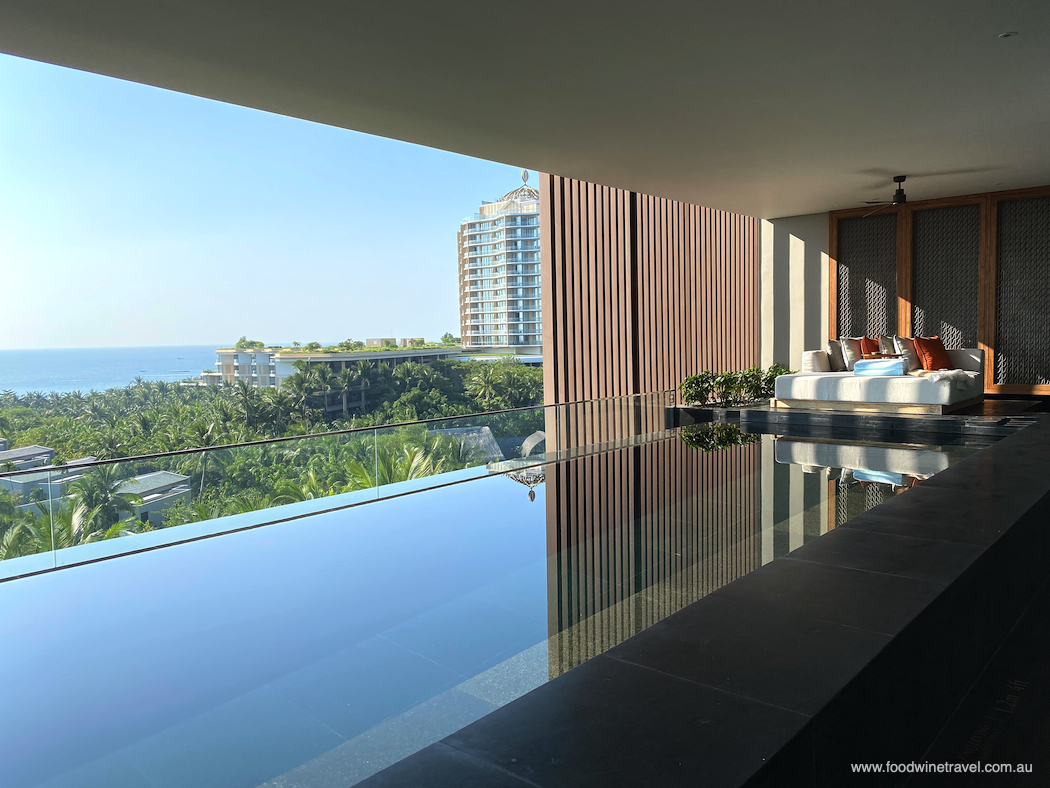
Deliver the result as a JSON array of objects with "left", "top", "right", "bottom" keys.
[
  {"left": 954, "top": 398, "right": 1050, "bottom": 416},
  {"left": 906, "top": 579, "right": 1050, "bottom": 788},
  {"left": 359, "top": 418, "right": 1050, "bottom": 788}
]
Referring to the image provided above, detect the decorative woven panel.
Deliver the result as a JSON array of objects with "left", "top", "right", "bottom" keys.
[
  {"left": 836, "top": 481, "right": 852, "bottom": 527},
  {"left": 837, "top": 214, "right": 897, "bottom": 337},
  {"left": 995, "top": 196, "right": 1050, "bottom": 385},
  {"left": 865, "top": 484, "right": 887, "bottom": 511},
  {"left": 911, "top": 205, "right": 980, "bottom": 348}
]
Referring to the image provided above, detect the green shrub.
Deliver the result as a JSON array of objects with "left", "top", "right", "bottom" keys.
[
  {"left": 762, "top": 363, "right": 793, "bottom": 398},
  {"left": 679, "top": 363, "right": 796, "bottom": 406},
  {"left": 738, "top": 366, "right": 766, "bottom": 402},
  {"left": 712, "top": 371, "right": 740, "bottom": 405},
  {"left": 679, "top": 423, "right": 759, "bottom": 453},
  {"left": 679, "top": 370, "right": 715, "bottom": 405}
]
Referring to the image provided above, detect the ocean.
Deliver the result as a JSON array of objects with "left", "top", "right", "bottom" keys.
[{"left": 0, "top": 346, "right": 219, "bottom": 395}]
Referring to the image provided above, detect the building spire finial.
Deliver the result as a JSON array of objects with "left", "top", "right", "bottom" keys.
[{"left": 521, "top": 169, "right": 529, "bottom": 185}]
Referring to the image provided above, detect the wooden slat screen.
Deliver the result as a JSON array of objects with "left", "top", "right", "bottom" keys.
[{"left": 541, "top": 174, "right": 760, "bottom": 404}]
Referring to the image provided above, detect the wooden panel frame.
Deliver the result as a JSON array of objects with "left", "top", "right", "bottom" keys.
[
  {"left": 896, "top": 208, "right": 913, "bottom": 338},
  {"left": 830, "top": 184, "right": 1050, "bottom": 396}
]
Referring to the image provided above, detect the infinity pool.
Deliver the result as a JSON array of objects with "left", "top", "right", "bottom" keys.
[{"left": 0, "top": 426, "right": 991, "bottom": 788}]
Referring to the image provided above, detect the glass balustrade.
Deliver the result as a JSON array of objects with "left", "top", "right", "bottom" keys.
[{"left": 0, "top": 394, "right": 677, "bottom": 580}]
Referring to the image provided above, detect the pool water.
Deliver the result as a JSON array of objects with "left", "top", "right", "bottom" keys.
[{"left": 0, "top": 426, "right": 989, "bottom": 788}]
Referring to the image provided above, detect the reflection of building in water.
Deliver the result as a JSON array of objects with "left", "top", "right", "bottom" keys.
[
  {"left": 542, "top": 430, "right": 979, "bottom": 680},
  {"left": 544, "top": 437, "right": 763, "bottom": 680}
]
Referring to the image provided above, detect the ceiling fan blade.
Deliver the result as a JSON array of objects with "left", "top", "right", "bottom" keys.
[
  {"left": 863, "top": 204, "right": 891, "bottom": 218},
  {"left": 861, "top": 200, "right": 891, "bottom": 204}
]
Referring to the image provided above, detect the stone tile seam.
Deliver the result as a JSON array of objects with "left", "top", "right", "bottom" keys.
[
  {"left": 667, "top": 594, "right": 911, "bottom": 646},
  {"left": 716, "top": 558, "right": 949, "bottom": 634},
  {"left": 375, "top": 633, "right": 467, "bottom": 678},
  {"left": 600, "top": 652, "right": 816, "bottom": 720},
  {"left": 262, "top": 680, "right": 352, "bottom": 745},
  {"left": 805, "top": 526, "right": 986, "bottom": 553},
  {"left": 777, "top": 554, "right": 956, "bottom": 588},
  {"left": 434, "top": 741, "right": 548, "bottom": 788}
]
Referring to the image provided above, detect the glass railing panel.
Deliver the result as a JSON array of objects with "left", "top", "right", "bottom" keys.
[
  {"left": 0, "top": 393, "right": 680, "bottom": 578},
  {"left": 545, "top": 392, "right": 676, "bottom": 462},
  {"left": 46, "top": 430, "right": 383, "bottom": 569},
  {"left": 373, "top": 406, "right": 547, "bottom": 501},
  {"left": 0, "top": 467, "right": 58, "bottom": 579}
]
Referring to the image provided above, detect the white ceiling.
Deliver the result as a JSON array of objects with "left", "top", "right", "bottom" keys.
[{"left": 1, "top": 0, "right": 1047, "bottom": 218}]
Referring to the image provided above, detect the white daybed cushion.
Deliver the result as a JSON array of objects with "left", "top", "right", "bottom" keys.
[
  {"left": 774, "top": 439, "right": 950, "bottom": 476},
  {"left": 801, "top": 350, "right": 831, "bottom": 373},
  {"left": 774, "top": 370, "right": 982, "bottom": 406}
]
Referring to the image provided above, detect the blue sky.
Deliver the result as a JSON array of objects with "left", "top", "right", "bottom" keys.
[{"left": 0, "top": 54, "right": 536, "bottom": 350}]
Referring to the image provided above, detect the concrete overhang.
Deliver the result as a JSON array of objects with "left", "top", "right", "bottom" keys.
[{"left": 1, "top": 0, "right": 1047, "bottom": 218}]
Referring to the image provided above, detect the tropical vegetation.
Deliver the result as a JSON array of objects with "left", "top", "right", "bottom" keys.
[
  {"left": 227, "top": 334, "right": 462, "bottom": 354},
  {"left": 0, "top": 357, "right": 544, "bottom": 563},
  {"left": 678, "top": 423, "right": 759, "bottom": 453},
  {"left": 678, "top": 364, "right": 794, "bottom": 407}
]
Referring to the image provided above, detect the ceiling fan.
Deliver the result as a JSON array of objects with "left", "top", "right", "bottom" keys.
[{"left": 861, "top": 175, "right": 907, "bottom": 216}]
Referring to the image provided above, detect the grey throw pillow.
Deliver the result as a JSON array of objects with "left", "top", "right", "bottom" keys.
[
  {"left": 840, "top": 337, "right": 864, "bottom": 371},
  {"left": 894, "top": 335, "right": 922, "bottom": 372},
  {"left": 878, "top": 335, "right": 897, "bottom": 354},
  {"left": 827, "top": 340, "right": 847, "bottom": 372}
]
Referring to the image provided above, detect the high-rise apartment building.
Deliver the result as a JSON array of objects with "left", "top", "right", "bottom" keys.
[{"left": 458, "top": 172, "right": 542, "bottom": 353}]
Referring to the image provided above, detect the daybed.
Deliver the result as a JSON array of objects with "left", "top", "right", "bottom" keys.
[
  {"left": 774, "top": 437, "right": 951, "bottom": 478},
  {"left": 773, "top": 348, "right": 985, "bottom": 415}
]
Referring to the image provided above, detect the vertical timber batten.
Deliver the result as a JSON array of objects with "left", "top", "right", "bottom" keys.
[{"left": 540, "top": 174, "right": 760, "bottom": 404}]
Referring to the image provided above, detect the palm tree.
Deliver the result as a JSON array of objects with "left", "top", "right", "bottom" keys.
[
  {"left": 70, "top": 465, "right": 143, "bottom": 528},
  {"left": 0, "top": 491, "right": 36, "bottom": 560},
  {"left": 334, "top": 368, "right": 360, "bottom": 417},
  {"left": 90, "top": 426, "right": 127, "bottom": 460},
  {"left": 393, "top": 362, "right": 430, "bottom": 393},
  {"left": 213, "top": 398, "right": 236, "bottom": 431},
  {"left": 134, "top": 412, "right": 156, "bottom": 440},
  {"left": 312, "top": 365, "right": 336, "bottom": 420},
  {"left": 0, "top": 518, "right": 39, "bottom": 561},
  {"left": 261, "top": 388, "right": 295, "bottom": 434},
  {"left": 466, "top": 363, "right": 502, "bottom": 409},
  {"left": 345, "top": 442, "right": 450, "bottom": 489},
  {"left": 234, "top": 379, "right": 260, "bottom": 427},
  {"left": 29, "top": 501, "right": 106, "bottom": 551},
  {"left": 355, "top": 360, "right": 374, "bottom": 409},
  {"left": 283, "top": 373, "right": 314, "bottom": 420},
  {"left": 180, "top": 420, "right": 219, "bottom": 497},
  {"left": 271, "top": 470, "right": 335, "bottom": 505}
]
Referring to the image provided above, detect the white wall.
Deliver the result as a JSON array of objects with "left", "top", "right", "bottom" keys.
[{"left": 760, "top": 213, "right": 830, "bottom": 369}]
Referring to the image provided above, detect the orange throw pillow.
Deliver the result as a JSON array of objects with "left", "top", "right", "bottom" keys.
[
  {"left": 913, "top": 336, "right": 954, "bottom": 371},
  {"left": 859, "top": 336, "right": 880, "bottom": 356}
]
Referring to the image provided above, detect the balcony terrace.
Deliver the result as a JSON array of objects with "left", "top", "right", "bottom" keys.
[
  {"left": 4, "top": 0, "right": 1050, "bottom": 785},
  {"left": 3, "top": 394, "right": 1050, "bottom": 788}
]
